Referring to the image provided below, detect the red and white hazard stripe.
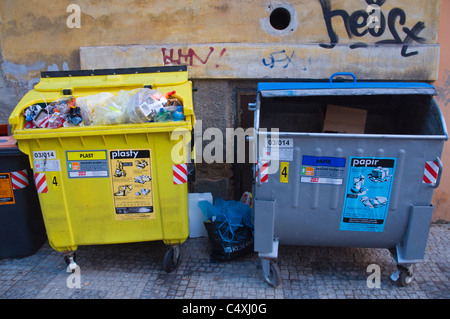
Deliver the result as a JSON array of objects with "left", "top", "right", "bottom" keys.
[
  {"left": 259, "top": 161, "right": 269, "bottom": 183},
  {"left": 423, "top": 160, "right": 439, "bottom": 184},
  {"left": 11, "top": 169, "right": 29, "bottom": 189},
  {"left": 173, "top": 163, "right": 187, "bottom": 185},
  {"left": 34, "top": 173, "right": 48, "bottom": 193}
]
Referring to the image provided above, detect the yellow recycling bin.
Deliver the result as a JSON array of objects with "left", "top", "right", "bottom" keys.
[{"left": 9, "top": 66, "right": 194, "bottom": 272}]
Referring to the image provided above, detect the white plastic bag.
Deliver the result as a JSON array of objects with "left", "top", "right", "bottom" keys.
[
  {"left": 127, "top": 88, "right": 165, "bottom": 123},
  {"left": 76, "top": 92, "right": 118, "bottom": 125}
]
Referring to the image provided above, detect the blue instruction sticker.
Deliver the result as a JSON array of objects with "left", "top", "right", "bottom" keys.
[
  {"left": 340, "top": 157, "right": 396, "bottom": 232},
  {"left": 301, "top": 155, "right": 346, "bottom": 185}
]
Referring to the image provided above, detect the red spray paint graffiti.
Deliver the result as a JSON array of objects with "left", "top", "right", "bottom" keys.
[{"left": 161, "top": 47, "right": 226, "bottom": 67}]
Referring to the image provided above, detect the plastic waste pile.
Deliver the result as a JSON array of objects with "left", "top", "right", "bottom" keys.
[{"left": 23, "top": 89, "right": 184, "bottom": 129}]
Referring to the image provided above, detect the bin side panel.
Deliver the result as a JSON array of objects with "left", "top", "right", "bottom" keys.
[
  {"left": 16, "top": 129, "right": 190, "bottom": 251},
  {"left": 255, "top": 135, "right": 444, "bottom": 250},
  {"left": 254, "top": 199, "right": 276, "bottom": 253},
  {"left": 396, "top": 205, "right": 434, "bottom": 264}
]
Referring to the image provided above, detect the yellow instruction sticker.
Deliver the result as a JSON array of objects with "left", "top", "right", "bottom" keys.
[{"left": 109, "top": 149, "right": 155, "bottom": 221}]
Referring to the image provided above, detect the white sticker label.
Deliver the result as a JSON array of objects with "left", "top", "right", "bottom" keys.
[
  {"left": 34, "top": 160, "right": 61, "bottom": 172},
  {"left": 263, "top": 138, "right": 294, "bottom": 161},
  {"left": 264, "top": 138, "right": 293, "bottom": 148},
  {"left": 69, "top": 171, "right": 108, "bottom": 178},
  {"left": 33, "top": 151, "right": 57, "bottom": 160},
  {"left": 262, "top": 147, "right": 294, "bottom": 161},
  {"left": 300, "top": 176, "right": 343, "bottom": 185}
]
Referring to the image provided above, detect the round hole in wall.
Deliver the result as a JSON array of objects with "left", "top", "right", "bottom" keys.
[{"left": 269, "top": 7, "right": 291, "bottom": 31}]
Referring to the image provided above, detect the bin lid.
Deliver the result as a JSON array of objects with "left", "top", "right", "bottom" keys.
[
  {"left": 36, "top": 66, "right": 188, "bottom": 93},
  {"left": 258, "top": 73, "right": 436, "bottom": 97},
  {"left": 9, "top": 66, "right": 195, "bottom": 137}
]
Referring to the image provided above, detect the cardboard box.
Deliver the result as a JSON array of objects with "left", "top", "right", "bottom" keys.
[{"left": 323, "top": 104, "right": 367, "bottom": 134}]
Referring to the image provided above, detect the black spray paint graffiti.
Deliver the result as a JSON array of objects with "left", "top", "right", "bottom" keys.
[{"left": 319, "top": 0, "right": 426, "bottom": 57}]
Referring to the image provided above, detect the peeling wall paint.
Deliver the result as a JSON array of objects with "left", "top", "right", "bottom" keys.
[
  {"left": 2, "top": 60, "right": 71, "bottom": 81},
  {"left": 0, "top": 58, "right": 75, "bottom": 124},
  {"left": 1, "top": 60, "right": 46, "bottom": 79}
]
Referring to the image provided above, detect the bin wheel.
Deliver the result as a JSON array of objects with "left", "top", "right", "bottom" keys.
[
  {"left": 163, "top": 246, "right": 180, "bottom": 273},
  {"left": 263, "top": 261, "right": 281, "bottom": 288},
  {"left": 63, "top": 253, "right": 78, "bottom": 273},
  {"left": 64, "top": 253, "right": 76, "bottom": 265},
  {"left": 399, "top": 267, "right": 414, "bottom": 287}
]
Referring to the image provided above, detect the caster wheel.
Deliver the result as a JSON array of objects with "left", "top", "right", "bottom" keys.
[
  {"left": 263, "top": 261, "right": 281, "bottom": 288},
  {"left": 392, "top": 265, "right": 414, "bottom": 287},
  {"left": 163, "top": 246, "right": 180, "bottom": 273},
  {"left": 399, "top": 269, "right": 414, "bottom": 287},
  {"left": 63, "top": 253, "right": 78, "bottom": 273},
  {"left": 64, "top": 253, "right": 76, "bottom": 265}
]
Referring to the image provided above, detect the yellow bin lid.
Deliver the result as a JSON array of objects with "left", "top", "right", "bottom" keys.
[{"left": 9, "top": 66, "right": 194, "bottom": 138}]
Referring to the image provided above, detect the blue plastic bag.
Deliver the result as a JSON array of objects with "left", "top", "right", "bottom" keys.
[{"left": 199, "top": 198, "right": 254, "bottom": 261}]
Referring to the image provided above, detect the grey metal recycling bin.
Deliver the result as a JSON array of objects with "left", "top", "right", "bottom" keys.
[{"left": 250, "top": 73, "right": 448, "bottom": 287}]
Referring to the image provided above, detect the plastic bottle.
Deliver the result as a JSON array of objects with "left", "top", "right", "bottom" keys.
[
  {"left": 155, "top": 107, "right": 172, "bottom": 122},
  {"left": 172, "top": 105, "right": 184, "bottom": 121}
]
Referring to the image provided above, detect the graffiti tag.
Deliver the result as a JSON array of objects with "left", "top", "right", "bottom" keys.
[
  {"left": 319, "top": 0, "right": 427, "bottom": 57},
  {"left": 162, "top": 47, "right": 226, "bottom": 67},
  {"left": 262, "top": 50, "right": 295, "bottom": 69}
]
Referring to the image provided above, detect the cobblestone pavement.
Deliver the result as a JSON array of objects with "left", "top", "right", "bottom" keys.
[{"left": 0, "top": 224, "right": 448, "bottom": 300}]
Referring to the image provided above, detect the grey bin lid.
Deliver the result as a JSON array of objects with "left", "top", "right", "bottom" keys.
[
  {"left": 258, "top": 72, "right": 437, "bottom": 97},
  {"left": 259, "top": 86, "right": 437, "bottom": 97}
]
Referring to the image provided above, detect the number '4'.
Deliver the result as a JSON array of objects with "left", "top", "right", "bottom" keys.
[{"left": 282, "top": 166, "right": 288, "bottom": 178}]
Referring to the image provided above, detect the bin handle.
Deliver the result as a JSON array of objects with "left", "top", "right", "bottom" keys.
[
  {"left": 432, "top": 157, "right": 443, "bottom": 189},
  {"left": 329, "top": 72, "right": 357, "bottom": 85},
  {"left": 248, "top": 103, "right": 257, "bottom": 112}
]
